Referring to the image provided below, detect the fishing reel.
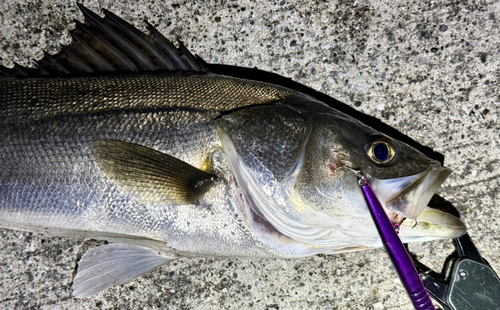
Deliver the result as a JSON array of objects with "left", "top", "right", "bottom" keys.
[{"left": 408, "top": 196, "right": 500, "bottom": 310}]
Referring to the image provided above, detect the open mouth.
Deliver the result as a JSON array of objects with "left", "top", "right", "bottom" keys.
[{"left": 369, "top": 163, "right": 452, "bottom": 219}]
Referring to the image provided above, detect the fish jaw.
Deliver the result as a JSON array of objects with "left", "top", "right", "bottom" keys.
[
  {"left": 370, "top": 163, "right": 452, "bottom": 219},
  {"left": 399, "top": 207, "right": 467, "bottom": 242}
]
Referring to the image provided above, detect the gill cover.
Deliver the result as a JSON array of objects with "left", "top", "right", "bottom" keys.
[{"left": 216, "top": 105, "right": 382, "bottom": 252}]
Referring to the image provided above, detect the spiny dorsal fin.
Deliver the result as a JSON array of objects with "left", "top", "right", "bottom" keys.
[
  {"left": 91, "top": 140, "right": 217, "bottom": 205},
  {"left": 0, "top": 4, "right": 209, "bottom": 77}
]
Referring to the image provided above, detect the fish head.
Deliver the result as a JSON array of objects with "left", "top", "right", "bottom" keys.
[
  {"left": 216, "top": 100, "right": 465, "bottom": 254},
  {"left": 293, "top": 108, "right": 465, "bottom": 241}
]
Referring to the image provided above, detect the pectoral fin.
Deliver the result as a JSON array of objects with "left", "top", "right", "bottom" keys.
[
  {"left": 91, "top": 140, "right": 217, "bottom": 205},
  {"left": 73, "top": 243, "right": 175, "bottom": 298}
]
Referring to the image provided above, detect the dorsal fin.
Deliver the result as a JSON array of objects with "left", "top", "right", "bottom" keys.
[{"left": 0, "top": 4, "right": 209, "bottom": 77}]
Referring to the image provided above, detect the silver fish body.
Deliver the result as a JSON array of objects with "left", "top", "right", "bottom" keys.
[
  {"left": 0, "top": 5, "right": 466, "bottom": 297},
  {"left": 0, "top": 71, "right": 464, "bottom": 254}
]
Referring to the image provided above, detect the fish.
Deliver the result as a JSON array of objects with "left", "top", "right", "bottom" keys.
[{"left": 0, "top": 4, "right": 466, "bottom": 298}]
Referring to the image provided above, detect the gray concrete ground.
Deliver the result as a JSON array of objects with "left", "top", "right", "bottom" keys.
[{"left": 1, "top": 0, "right": 499, "bottom": 309}]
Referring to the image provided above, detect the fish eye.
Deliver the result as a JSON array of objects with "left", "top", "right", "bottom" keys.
[{"left": 367, "top": 141, "right": 395, "bottom": 164}]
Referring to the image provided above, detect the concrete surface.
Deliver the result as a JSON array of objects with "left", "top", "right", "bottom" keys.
[{"left": 1, "top": 0, "right": 499, "bottom": 309}]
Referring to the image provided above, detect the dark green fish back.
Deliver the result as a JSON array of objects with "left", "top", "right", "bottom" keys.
[{"left": 0, "top": 72, "right": 291, "bottom": 126}]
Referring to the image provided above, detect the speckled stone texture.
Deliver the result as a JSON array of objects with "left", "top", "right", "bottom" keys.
[{"left": 1, "top": 0, "right": 499, "bottom": 309}]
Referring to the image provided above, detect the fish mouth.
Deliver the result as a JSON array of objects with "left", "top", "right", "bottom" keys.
[{"left": 370, "top": 163, "right": 452, "bottom": 219}]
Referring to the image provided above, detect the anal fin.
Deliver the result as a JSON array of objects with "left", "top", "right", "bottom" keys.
[
  {"left": 73, "top": 243, "right": 175, "bottom": 298},
  {"left": 91, "top": 140, "right": 217, "bottom": 205}
]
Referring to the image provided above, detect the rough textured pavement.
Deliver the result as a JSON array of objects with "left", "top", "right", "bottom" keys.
[{"left": 1, "top": 0, "right": 499, "bottom": 309}]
